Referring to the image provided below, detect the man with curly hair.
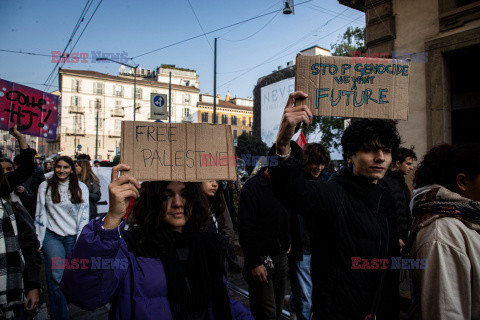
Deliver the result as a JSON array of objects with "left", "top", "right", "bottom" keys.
[{"left": 268, "top": 91, "right": 401, "bottom": 320}]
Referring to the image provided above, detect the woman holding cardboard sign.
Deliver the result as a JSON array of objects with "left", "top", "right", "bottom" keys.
[{"left": 60, "top": 165, "right": 253, "bottom": 320}]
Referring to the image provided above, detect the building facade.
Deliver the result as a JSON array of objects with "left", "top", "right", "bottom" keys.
[
  {"left": 339, "top": 0, "right": 480, "bottom": 158},
  {"left": 197, "top": 94, "right": 253, "bottom": 142},
  {"left": 58, "top": 66, "right": 200, "bottom": 159}
]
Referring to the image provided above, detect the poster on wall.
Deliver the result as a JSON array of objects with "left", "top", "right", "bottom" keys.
[{"left": 260, "top": 77, "right": 298, "bottom": 147}]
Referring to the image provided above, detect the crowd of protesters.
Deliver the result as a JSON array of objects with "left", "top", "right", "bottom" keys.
[{"left": 0, "top": 89, "right": 479, "bottom": 320}]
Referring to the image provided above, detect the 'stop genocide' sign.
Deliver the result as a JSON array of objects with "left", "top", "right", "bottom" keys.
[
  {"left": 295, "top": 55, "right": 410, "bottom": 120},
  {"left": 121, "top": 121, "right": 237, "bottom": 181}
]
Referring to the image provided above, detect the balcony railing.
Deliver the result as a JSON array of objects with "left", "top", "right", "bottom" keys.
[
  {"left": 111, "top": 108, "right": 125, "bottom": 117},
  {"left": 66, "top": 128, "right": 85, "bottom": 135},
  {"left": 69, "top": 105, "right": 85, "bottom": 114},
  {"left": 108, "top": 130, "right": 121, "bottom": 138}
]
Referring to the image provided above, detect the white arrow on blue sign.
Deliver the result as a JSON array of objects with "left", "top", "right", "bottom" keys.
[{"left": 150, "top": 93, "right": 168, "bottom": 120}]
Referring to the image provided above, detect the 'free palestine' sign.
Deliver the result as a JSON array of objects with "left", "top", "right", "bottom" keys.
[
  {"left": 121, "top": 121, "right": 237, "bottom": 181},
  {"left": 295, "top": 55, "right": 410, "bottom": 120}
]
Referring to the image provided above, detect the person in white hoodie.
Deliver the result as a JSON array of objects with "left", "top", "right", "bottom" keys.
[
  {"left": 35, "top": 156, "right": 89, "bottom": 320},
  {"left": 407, "top": 143, "right": 480, "bottom": 320}
]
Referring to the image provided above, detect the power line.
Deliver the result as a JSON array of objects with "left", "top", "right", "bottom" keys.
[
  {"left": 44, "top": 0, "right": 94, "bottom": 87},
  {"left": 303, "top": 3, "right": 364, "bottom": 25},
  {"left": 45, "top": 0, "right": 104, "bottom": 91},
  {"left": 217, "top": 0, "right": 281, "bottom": 39},
  {"left": 47, "top": 0, "right": 104, "bottom": 91},
  {"left": 0, "top": 49, "right": 51, "bottom": 58},
  {"left": 187, "top": 0, "right": 213, "bottom": 52},
  {"left": 220, "top": 11, "right": 280, "bottom": 42},
  {"left": 211, "top": 15, "right": 363, "bottom": 92},
  {"left": 132, "top": 0, "right": 313, "bottom": 59}
]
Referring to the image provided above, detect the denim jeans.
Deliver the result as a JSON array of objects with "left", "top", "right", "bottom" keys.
[
  {"left": 289, "top": 254, "right": 313, "bottom": 320},
  {"left": 244, "top": 253, "right": 288, "bottom": 320},
  {"left": 43, "top": 229, "right": 76, "bottom": 320}
]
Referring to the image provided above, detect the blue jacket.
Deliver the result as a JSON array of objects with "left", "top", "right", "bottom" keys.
[{"left": 60, "top": 218, "right": 253, "bottom": 320}]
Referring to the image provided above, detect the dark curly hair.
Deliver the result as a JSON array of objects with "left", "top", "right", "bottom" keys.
[
  {"left": 414, "top": 143, "right": 480, "bottom": 190},
  {"left": 130, "top": 181, "right": 209, "bottom": 239},
  {"left": 302, "top": 143, "right": 331, "bottom": 167},
  {"left": 341, "top": 119, "right": 401, "bottom": 160}
]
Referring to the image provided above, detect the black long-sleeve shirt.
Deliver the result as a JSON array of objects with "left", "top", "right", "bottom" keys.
[{"left": 238, "top": 167, "right": 290, "bottom": 270}]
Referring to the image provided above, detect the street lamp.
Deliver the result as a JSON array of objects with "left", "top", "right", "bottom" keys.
[{"left": 96, "top": 57, "right": 139, "bottom": 121}]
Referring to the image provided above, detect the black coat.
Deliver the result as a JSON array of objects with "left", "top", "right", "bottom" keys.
[
  {"left": 382, "top": 170, "right": 412, "bottom": 241},
  {"left": 269, "top": 142, "right": 400, "bottom": 320},
  {"left": 6, "top": 147, "right": 35, "bottom": 189},
  {"left": 238, "top": 167, "right": 290, "bottom": 270},
  {"left": 87, "top": 179, "right": 101, "bottom": 220}
]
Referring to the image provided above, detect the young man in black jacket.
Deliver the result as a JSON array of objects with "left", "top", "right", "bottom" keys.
[
  {"left": 382, "top": 147, "right": 417, "bottom": 249},
  {"left": 288, "top": 143, "right": 330, "bottom": 320},
  {"left": 238, "top": 166, "right": 290, "bottom": 320},
  {"left": 269, "top": 91, "right": 401, "bottom": 320}
]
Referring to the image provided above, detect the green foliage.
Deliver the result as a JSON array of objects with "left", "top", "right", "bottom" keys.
[
  {"left": 236, "top": 132, "right": 268, "bottom": 173},
  {"left": 330, "top": 26, "right": 365, "bottom": 57},
  {"left": 303, "top": 116, "right": 345, "bottom": 150},
  {"left": 304, "top": 27, "right": 366, "bottom": 152}
]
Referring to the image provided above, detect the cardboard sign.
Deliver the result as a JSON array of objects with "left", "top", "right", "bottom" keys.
[
  {"left": 121, "top": 121, "right": 237, "bottom": 181},
  {"left": 295, "top": 55, "right": 410, "bottom": 120},
  {"left": 0, "top": 79, "right": 59, "bottom": 139}
]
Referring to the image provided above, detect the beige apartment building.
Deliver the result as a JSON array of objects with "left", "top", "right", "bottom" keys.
[
  {"left": 57, "top": 66, "right": 200, "bottom": 159},
  {"left": 197, "top": 94, "right": 253, "bottom": 142}
]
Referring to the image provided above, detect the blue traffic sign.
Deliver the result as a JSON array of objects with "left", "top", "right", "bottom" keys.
[{"left": 153, "top": 95, "right": 165, "bottom": 108}]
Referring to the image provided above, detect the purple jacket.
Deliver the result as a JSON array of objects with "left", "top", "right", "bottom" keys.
[{"left": 60, "top": 218, "right": 253, "bottom": 320}]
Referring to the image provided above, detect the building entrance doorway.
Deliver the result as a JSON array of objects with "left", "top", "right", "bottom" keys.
[{"left": 447, "top": 45, "right": 480, "bottom": 144}]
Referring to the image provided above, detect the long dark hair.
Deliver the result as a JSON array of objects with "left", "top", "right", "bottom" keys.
[
  {"left": 0, "top": 168, "right": 11, "bottom": 200},
  {"left": 201, "top": 181, "right": 226, "bottom": 230},
  {"left": 130, "top": 181, "right": 209, "bottom": 241},
  {"left": 48, "top": 156, "right": 83, "bottom": 204},
  {"left": 76, "top": 159, "right": 99, "bottom": 185},
  {"left": 414, "top": 143, "right": 480, "bottom": 190}
]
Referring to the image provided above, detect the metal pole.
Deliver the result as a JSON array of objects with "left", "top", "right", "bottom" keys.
[
  {"left": 133, "top": 66, "right": 137, "bottom": 121},
  {"left": 74, "top": 114, "right": 77, "bottom": 158},
  {"left": 169, "top": 72, "right": 172, "bottom": 123},
  {"left": 95, "top": 100, "right": 99, "bottom": 159},
  {"left": 213, "top": 37, "right": 217, "bottom": 124}
]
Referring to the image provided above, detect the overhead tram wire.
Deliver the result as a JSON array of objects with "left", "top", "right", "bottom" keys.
[
  {"left": 131, "top": 0, "right": 313, "bottom": 59},
  {"left": 44, "top": 0, "right": 94, "bottom": 87},
  {"left": 45, "top": 0, "right": 104, "bottom": 91},
  {"left": 303, "top": 3, "right": 364, "bottom": 25},
  {"left": 217, "top": 0, "right": 281, "bottom": 39},
  {"left": 187, "top": 0, "right": 213, "bottom": 52},
  {"left": 220, "top": 11, "right": 280, "bottom": 42},
  {"left": 0, "top": 49, "right": 51, "bottom": 58},
  {"left": 212, "top": 15, "right": 363, "bottom": 92}
]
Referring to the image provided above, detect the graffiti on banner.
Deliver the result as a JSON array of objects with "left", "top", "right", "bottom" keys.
[{"left": 0, "top": 79, "right": 59, "bottom": 139}]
